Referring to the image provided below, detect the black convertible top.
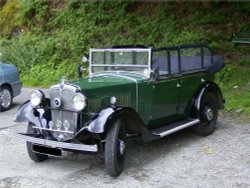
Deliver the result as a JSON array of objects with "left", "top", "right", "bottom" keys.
[
  {"left": 110, "top": 44, "right": 225, "bottom": 74},
  {"left": 152, "top": 55, "right": 224, "bottom": 74}
]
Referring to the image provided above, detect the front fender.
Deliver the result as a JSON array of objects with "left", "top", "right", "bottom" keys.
[
  {"left": 14, "top": 100, "right": 44, "bottom": 127},
  {"left": 87, "top": 107, "right": 144, "bottom": 135},
  {"left": 87, "top": 108, "right": 115, "bottom": 133}
]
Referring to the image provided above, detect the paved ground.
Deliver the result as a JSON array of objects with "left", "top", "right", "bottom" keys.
[{"left": 0, "top": 88, "right": 249, "bottom": 188}]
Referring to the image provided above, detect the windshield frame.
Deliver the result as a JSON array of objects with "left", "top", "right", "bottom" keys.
[{"left": 89, "top": 48, "right": 152, "bottom": 78}]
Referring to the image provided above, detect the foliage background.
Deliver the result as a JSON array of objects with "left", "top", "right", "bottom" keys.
[{"left": 0, "top": 0, "right": 249, "bottom": 114}]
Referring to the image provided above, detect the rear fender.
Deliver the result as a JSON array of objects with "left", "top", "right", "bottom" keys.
[
  {"left": 190, "top": 82, "right": 224, "bottom": 118},
  {"left": 195, "top": 82, "right": 224, "bottom": 110}
]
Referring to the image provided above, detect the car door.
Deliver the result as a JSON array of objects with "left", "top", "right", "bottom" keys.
[
  {"left": 178, "top": 73, "right": 203, "bottom": 114},
  {"left": 151, "top": 77, "right": 179, "bottom": 124},
  {"left": 177, "top": 47, "right": 205, "bottom": 115},
  {"left": 149, "top": 51, "right": 180, "bottom": 128}
]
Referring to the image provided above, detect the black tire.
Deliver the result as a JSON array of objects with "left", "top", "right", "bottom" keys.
[
  {"left": 192, "top": 93, "right": 218, "bottom": 136},
  {"left": 26, "top": 122, "right": 48, "bottom": 162},
  {"left": 105, "top": 118, "right": 126, "bottom": 177},
  {"left": 0, "top": 85, "right": 13, "bottom": 112}
]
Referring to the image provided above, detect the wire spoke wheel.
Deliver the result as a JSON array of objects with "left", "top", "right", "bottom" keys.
[{"left": 1, "top": 89, "right": 11, "bottom": 107}]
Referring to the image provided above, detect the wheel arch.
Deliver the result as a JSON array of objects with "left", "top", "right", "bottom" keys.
[
  {"left": 187, "top": 81, "right": 224, "bottom": 118},
  {"left": 105, "top": 107, "right": 143, "bottom": 134},
  {"left": 1, "top": 83, "right": 13, "bottom": 96},
  {"left": 87, "top": 107, "right": 144, "bottom": 135}
]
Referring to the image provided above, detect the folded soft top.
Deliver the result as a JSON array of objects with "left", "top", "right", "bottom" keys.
[{"left": 152, "top": 55, "right": 224, "bottom": 74}]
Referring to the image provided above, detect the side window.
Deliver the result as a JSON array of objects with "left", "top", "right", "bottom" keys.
[
  {"left": 180, "top": 48, "right": 202, "bottom": 72},
  {"left": 152, "top": 51, "right": 169, "bottom": 76},
  {"left": 169, "top": 50, "right": 180, "bottom": 74}
]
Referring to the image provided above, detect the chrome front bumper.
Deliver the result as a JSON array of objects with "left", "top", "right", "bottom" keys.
[{"left": 11, "top": 132, "right": 98, "bottom": 152}]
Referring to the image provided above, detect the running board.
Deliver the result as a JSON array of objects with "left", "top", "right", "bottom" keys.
[{"left": 151, "top": 119, "right": 200, "bottom": 138}]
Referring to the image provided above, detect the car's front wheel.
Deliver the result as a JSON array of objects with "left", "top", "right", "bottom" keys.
[
  {"left": 192, "top": 93, "right": 218, "bottom": 136},
  {"left": 26, "top": 122, "right": 48, "bottom": 162},
  {"left": 105, "top": 118, "right": 126, "bottom": 177},
  {"left": 0, "top": 85, "right": 13, "bottom": 112}
]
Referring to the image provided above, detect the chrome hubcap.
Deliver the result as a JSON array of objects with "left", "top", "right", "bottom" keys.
[
  {"left": 119, "top": 139, "right": 125, "bottom": 155},
  {"left": 205, "top": 107, "right": 214, "bottom": 121},
  {"left": 0, "top": 89, "right": 11, "bottom": 108}
]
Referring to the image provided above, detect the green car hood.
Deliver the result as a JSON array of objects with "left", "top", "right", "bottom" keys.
[
  {"left": 72, "top": 73, "right": 146, "bottom": 90},
  {"left": 71, "top": 73, "right": 146, "bottom": 112}
]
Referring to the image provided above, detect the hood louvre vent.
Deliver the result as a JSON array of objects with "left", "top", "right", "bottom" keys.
[
  {"left": 88, "top": 93, "right": 131, "bottom": 113},
  {"left": 88, "top": 98, "right": 102, "bottom": 113}
]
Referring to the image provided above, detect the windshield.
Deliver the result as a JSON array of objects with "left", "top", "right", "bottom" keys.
[{"left": 90, "top": 49, "right": 151, "bottom": 77}]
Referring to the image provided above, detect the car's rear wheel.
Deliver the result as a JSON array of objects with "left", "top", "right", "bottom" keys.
[
  {"left": 105, "top": 118, "right": 126, "bottom": 177},
  {"left": 26, "top": 122, "right": 48, "bottom": 162},
  {"left": 192, "top": 93, "right": 218, "bottom": 136},
  {"left": 0, "top": 85, "right": 13, "bottom": 112}
]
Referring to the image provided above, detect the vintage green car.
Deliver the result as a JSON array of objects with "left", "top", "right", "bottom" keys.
[{"left": 14, "top": 44, "right": 224, "bottom": 177}]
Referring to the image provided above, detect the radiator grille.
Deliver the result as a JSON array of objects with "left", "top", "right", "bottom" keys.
[{"left": 49, "top": 85, "right": 78, "bottom": 141}]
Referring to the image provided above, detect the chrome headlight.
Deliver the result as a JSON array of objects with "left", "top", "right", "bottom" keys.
[
  {"left": 72, "top": 93, "right": 86, "bottom": 111},
  {"left": 30, "top": 90, "right": 44, "bottom": 107}
]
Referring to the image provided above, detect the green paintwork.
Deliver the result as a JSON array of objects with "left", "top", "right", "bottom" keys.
[
  {"left": 70, "top": 70, "right": 214, "bottom": 129},
  {"left": 72, "top": 73, "right": 140, "bottom": 115},
  {"left": 67, "top": 45, "right": 220, "bottom": 130}
]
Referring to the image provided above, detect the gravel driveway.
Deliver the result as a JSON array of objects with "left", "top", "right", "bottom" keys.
[{"left": 0, "top": 88, "right": 249, "bottom": 188}]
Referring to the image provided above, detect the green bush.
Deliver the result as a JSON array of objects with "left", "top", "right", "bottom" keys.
[{"left": 0, "top": 1, "right": 249, "bottom": 91}]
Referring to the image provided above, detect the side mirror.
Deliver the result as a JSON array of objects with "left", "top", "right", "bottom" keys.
[
  {"left": 78, "top": 56, "right": 89, "bottom": 79},
  {"left": 82, "top": 56, "right": 89, "bottom": 63},
  {"left": 78, "top": 64, "right": 85, "bottom": 79}
]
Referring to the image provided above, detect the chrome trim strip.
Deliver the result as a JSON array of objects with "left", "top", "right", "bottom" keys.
[
  {"left": 90, "top": 48, "right": 151, "bottom": 52},
  {"left": 153, "top": 119, "right": 200, "bottom": 138},
  {"left": 11, "top": 132, "right": 98, "bottom": 152},
  {"left": 149, "top": 48, "right": 152, "bottom": 75},
  {"left": 32, "top": 126, "right": 74, "bottom": 134},
  {"left": 91, "top": 64, "right": 148, "bottom": 67},
  {"left": 195, "top": 83, "right": 210, "bottom": 111},
  {"left": 89, "top": 48, "right": 93, "bottom": 75},
  {"left": 49, "top": 83, "right": 81, "bottom": 93}
]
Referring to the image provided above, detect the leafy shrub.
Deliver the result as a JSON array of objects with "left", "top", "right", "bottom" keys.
[
  {"left": 0, "top": 1, "right": 249, "bottom": 89},
  {"left": 216, "top": 64, "right": 235, "bottom": 83},
  {"left": 0, "top": 0, "right": 22, "bottom": 36}
]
